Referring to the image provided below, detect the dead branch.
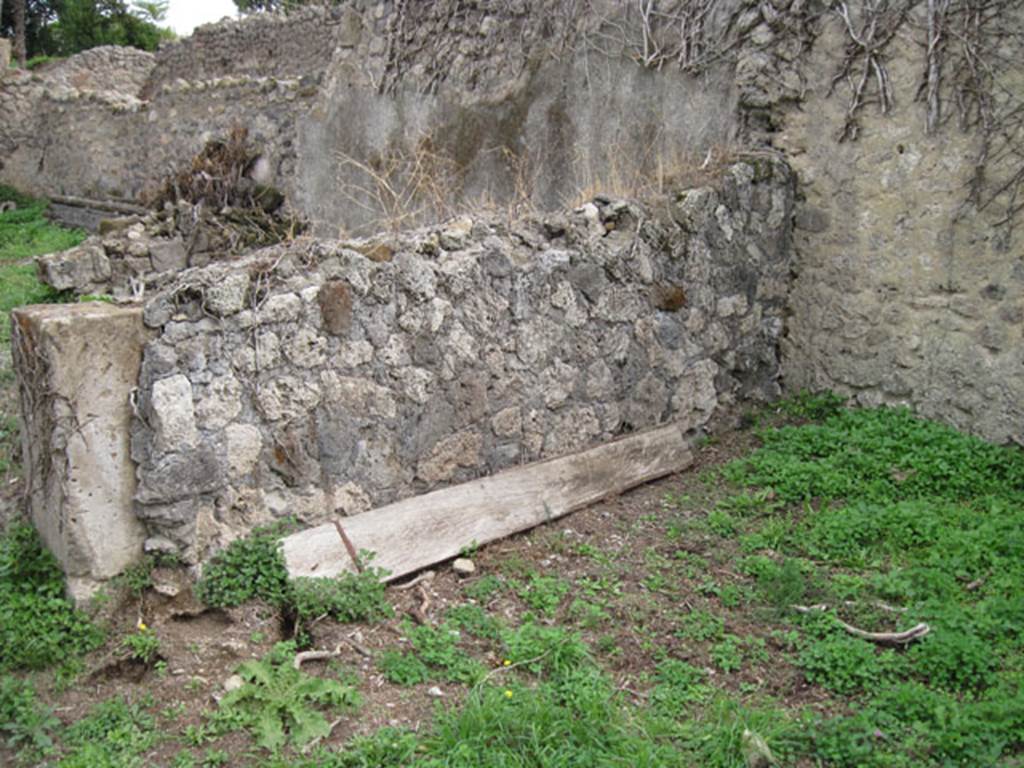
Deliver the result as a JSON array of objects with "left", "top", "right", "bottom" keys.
[
  {"left": 293, "top": 644, "right": 344, "bottom": 670},
  {"left": 792, "top": 604, "right": 931, "bottom": 646},
  {"left": 343, "top": 633, "right": 374, "bottom": 658},
  {"left": 393, "top": 570, "right": 436, "bottom": 591},
  {"left": 829, "top": 0, "right": 908, "bottom": 142}
]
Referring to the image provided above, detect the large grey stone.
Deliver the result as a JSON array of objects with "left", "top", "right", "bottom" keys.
[
  {"left": 149, "top": 238, "right": 189, "bottom": 273},
  {"left": 150, "top": 374, "right": 198, "bottom": 451},
  {"left": 36, "top": 244, "right": 112, "bottom": 293},
  {"left": 205, "top": 272, "right": 251, "bottom": 316},
  {"left": 136, "top": 442, "right": 227, "bottom": 504}
]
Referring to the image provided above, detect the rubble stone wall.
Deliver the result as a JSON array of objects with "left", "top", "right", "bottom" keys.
[
  {"left": 143, "top": 6, "right": 341, "bottom": 94},
  {"left": 129, "top": 158, "right": 794, "bottom": 562}
]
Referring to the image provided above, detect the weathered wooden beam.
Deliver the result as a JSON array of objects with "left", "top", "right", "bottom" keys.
[
  {"left": 49, "top": 194, "right": 149, "bottom": 216},
  {"left": 281, "top": 423, "right": 694, "bottom": 582}
]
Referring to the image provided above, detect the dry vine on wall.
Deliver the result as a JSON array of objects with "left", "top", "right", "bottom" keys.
[{"left": 825, "top": 0, "right": 1024, "bottom": 238}]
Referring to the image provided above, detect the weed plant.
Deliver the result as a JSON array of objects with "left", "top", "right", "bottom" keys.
[
  {"left": 217, "top": 642, "right": 361, "bottom": 751},
  {"left": 0, "top": 676, "right": 58, "bottom": 754},
  {"left": 57, "top": 696, "right": 159, "bottom": 767},
  {"left": 0, "top": 524, "right": 103, "bottom": 670}
]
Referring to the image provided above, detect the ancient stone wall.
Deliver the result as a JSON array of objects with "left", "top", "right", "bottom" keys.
[
  {"left": 4, "top": 0, "right": 1024, "bottom": 454},
  {"left": 0, "top": 46, "right": 154, "bottom": 177},
  {"left": 1, "top": 74, "right": 311, "bottom": 201},
  {"left": 128, "top": 158, "right": 793, "bottom": 562}
]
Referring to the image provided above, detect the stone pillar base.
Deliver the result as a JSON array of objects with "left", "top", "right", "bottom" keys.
[{"left": 11, "top": 303, "right": 152, "bottom": 605}]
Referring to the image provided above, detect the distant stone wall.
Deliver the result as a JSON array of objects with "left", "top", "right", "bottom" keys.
[
  {"left": 0, "top": 46, "right": 154, "bottom": 171},
  {"left": 1, "top": 74, "right": 311, "bottom": 201},
  {"left": 49, "top": 45, "right": 156, "bottom": 94},
  {"left": 143, "top": 6, "right": 344, "bottom": 96},
  {"left": 129, "top": 158, "right": 793, "bottom": 562},
  {"left": 0, "top": 1, "right": 740, "bottom": 234}
]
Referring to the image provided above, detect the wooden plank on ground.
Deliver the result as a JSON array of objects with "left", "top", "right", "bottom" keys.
[{"left": 281, "top": 422, "right": 694, "bottom": 582}]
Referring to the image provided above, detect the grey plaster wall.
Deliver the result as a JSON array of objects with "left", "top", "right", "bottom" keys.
[
  {"left": 297, "top": 49, "right": 737, "bottom": 235},
  {"left": 769, "top": 16, "right": 1024, "bottom": 445},
  {"left": 130, "top": 158, "right": 794, "bottom": 563}
]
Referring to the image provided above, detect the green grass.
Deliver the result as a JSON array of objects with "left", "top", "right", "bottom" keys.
[
  {"left": 0, "top": 185, "right": 83, "bottom": 342},
  {"left": 57, "top": 696, "right": 159, "bottom": 767},
  {"left": 724, "top": 405, "right": 1024, "bottom": 765}
]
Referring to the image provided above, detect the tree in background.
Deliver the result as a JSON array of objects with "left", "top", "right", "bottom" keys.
[
  {"left": 12, "top": 0, "right": 25, "bottom": 65},
  {"left": 130, "top": 0, "right": 166, "bottom": 24},
  {"left": 1, "top": 0, "right": 174, "bottom": 61}
]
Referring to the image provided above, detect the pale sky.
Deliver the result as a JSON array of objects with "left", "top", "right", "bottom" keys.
[{"left": 166, "top": 0, "right": 240, "bottom": 37}]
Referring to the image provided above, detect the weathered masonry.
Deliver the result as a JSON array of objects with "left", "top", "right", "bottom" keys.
[{"left": 13, "top": 158, "right": 793, "bottom": 599}]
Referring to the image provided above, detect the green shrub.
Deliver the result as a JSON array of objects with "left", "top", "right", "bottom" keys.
[
  {"left": 406, "top": 622, "right": 485, "bottom": 684},
  {"left": 906, "top": 626, "right": 996, "bottom": 692},
  {"left": 122, "top": 627, "right": 161, "bottom": 665},
  {"left": 290, "top": 563, "right": 393, "bottom": 625},
  {"left": 649, "top": 659, "right": 710, "bottom": 710},
  {"left": 194, "top": 521, "right": 294, "bottom": 607},
  {"left": 58, "top": 696, "right": 158, "bottom": 767},
  {"left": 0, "top": 674, "right": 59, "bottom": 753},
  {"left": 499, "top": 622, "right": 591, "bottom": 678},
  {"left": 511, "top": 573, "right": 570, "bottom": 617},
  {"left": 798, "top": 631, "right": 895, "bottom": 695},
  {"left": 445, "top": 603, "right": 504, "bottom": 639},
  {"left": 725, "top": 407, "right": 1024, "bottom": 504},
  {"left": 378, "top": 649, "right": 430, "bottom": 686}
]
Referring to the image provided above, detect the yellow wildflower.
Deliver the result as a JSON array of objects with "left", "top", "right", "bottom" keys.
[{"left": 504, "top": 689, "right": 513, "bottom": 698}]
